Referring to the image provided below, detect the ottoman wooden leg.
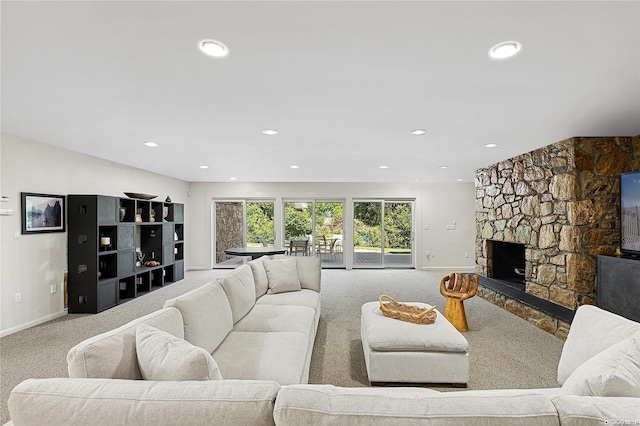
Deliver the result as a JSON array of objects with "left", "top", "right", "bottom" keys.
[{"left": 444, "top": 298, "right": 468, "bottom": 332}]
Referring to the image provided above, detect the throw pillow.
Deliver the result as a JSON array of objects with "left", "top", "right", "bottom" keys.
[
  {"left": 136, "top": 323, "right": 223, "bottom": 381},
  {"left": 263, "top": 257, "right": 301, "bottom": 294},
  {"left": 561, "top": 329, "right": 640, "bottom": 397},
  {"left": 248, "top": 257, "right": 269, "bottom": 298}
]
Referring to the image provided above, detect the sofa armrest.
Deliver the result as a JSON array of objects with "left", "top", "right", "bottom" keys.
[
  {"left": 557, "top": 305, "right": 640, "bottom": 384},
  {"left": 67, "top": 307, "right": 184, "bottom": 379},
  {"left": 551, "top": 395, "right": 640, "bottom": 426},
  {"left": 9, "top": 378, "right": 279, "bottom": 426}
]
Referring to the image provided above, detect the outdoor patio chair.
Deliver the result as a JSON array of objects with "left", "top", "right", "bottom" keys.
[
  {"left": 289, "top": 239, "right": 310, "bottom": 256},
  {"left": 317, "top": 237, "right": 337, "bottom": 260}
]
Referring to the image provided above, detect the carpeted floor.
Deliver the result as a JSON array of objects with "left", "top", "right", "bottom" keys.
[{"left": 0, "top": 268, "right": 565, "bottom": 424}]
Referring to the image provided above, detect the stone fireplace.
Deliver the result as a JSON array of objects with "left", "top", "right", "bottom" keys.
[{"left": 475, "top": 136, "right": 640, "bottom": 338}]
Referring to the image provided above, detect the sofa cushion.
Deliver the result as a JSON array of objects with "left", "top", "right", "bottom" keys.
[
  {"left": 213, "top": 331, "right": 309, "bottom": 385},
  {"left": 256, "top": 288, "right": 320, "bottom": 309},
  {"left": 218, "top": 264, "right": 257, "bottom": 323},
  {"left": 558, "top": 304, "right": 640, "bottom": 384},
  {"left": 233, "top": 305, "right": 316, "bottom": 335},
  {"left": 273, "top": 385, "right": 559, "bottom": 426},
  {"left": 163, "top": 281, "right": 233, "bottom": 354},
  {"left": 561, "top": 330, "right": 640, "bottom": 397},
  {"left": 248, "top": 257, "right": 269, "bottom": 298},
  {"left": 263, "top": 257, "right": 301, "bottom": 294},
  {"left": 136, "top": 323, "right": 223, "bottom": 381},
  {"left": 8, "top": 378, "right": 280, "bottom": 426},
  {"left": 67, "top": 307, "right": 184, "bottom": 380}
]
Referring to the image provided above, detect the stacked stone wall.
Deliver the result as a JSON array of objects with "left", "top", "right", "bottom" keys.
[
  {"left": 475, "top": 136, "right": 637, "bottom": 337},
  {"left": 215, "top": 202, "right": 244, "bottom": 264}
]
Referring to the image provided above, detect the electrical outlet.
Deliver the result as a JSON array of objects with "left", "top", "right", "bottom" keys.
[
  {"left": 50, "top": 284, "right": 57, "bottom": 294},
  {"left": 465, "top": 252, "right": 469, "bottom": 258},
  {"left": 15, "top": 293, "right": 22, "bottom": 303},
  {"left": 431, "top": 253, "right": 436, "bottom": 259}
]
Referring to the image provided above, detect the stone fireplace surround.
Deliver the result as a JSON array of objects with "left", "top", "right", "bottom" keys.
[{"left": 475, "top": 135, "right": 640, "bottom": 339}]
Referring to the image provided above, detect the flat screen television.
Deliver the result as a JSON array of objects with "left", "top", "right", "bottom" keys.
[{"left": 620, "top": 170, "right": 640, "bottom": 255}]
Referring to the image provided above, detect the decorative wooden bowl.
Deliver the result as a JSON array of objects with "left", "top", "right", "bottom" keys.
[{"left": 124, "top": 192, "right": 157, "bottom": 200}]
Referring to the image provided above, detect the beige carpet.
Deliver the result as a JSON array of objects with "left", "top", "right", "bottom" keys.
[{"left": 0, "top": 268, "right": 564, "bottom": 424}]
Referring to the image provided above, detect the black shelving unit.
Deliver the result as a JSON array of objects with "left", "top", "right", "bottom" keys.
[{"left": 67, "top": 195, "right": 184, "bottom": 313}]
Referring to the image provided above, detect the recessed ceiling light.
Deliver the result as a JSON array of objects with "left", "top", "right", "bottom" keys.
[
  {"left": 457, "top": 178, "right": 464, "bottom": 182},
  {"left": 484, "top": 143, "right": 499, "bottom": 148},
  {"left": 230, "top": 177, "right": 237, "bottom": 181},
  {"left": 489, "top": 41, "right": 522, "bottom": 59},
  {"left": 199, "top": 165, "right": 209, "bottom": 169},
  {"left": 379, "top": 165, "right": 389, "bottom": 169},
  {"left": 290, "top": 165, "right": 299, "bottom": 169},
  {"left": 198, "top": 39, "right": 229, "bottom": 58},
  {"left": 439, "top": 165, "right": 448, "bottom": 169},
  {"left": 262, "top": 129, "right": 279, "bottom": 136},
  {"left": 143, "top": 142, "right": 158, "bottom": 147},
  {"left": 411, "top": 129, "right": 427, "bottom": 136}
]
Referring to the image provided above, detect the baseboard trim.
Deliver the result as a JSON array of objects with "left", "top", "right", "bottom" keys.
[
  {"left": 0, "top": 309, "right": 68, "bottom": 338},
  {"left": 421, "top": 266, "right": 476, "bottom": 272},
  {"left": 186, "top": 266, "right": 210, "bottom": 271}
]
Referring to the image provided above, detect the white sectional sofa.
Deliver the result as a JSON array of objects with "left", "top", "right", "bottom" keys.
[{"left": 7, "top": 260, "right": 640, "bottom": 425}]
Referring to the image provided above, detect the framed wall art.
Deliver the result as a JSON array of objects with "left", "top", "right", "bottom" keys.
[{"left": 21, "top": 192, "right": 66, "bottom": 234}]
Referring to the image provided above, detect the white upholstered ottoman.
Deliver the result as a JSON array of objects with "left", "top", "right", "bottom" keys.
[{"left": 360, "top": 301, "right": 469, "bottom": 387}]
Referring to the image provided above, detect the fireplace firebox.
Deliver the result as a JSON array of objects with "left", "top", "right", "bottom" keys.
[{"left": 489, "top": 240, "right": 525, "bottom": 289}]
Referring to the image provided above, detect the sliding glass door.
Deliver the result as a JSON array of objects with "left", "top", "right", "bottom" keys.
[
  {"left": 213, "top": 200, "right": 274, "bottom": 267},
  {"left": 353, "top": 200, "right": 413, "bottom": 268},
  {"left": 353, "top": 201, "right": 383, "bottom": 266},
  {"left": 383, "top": 201, "right": 413, "bottom": 267},
  {"left": 314, "top": 202, "right": 344, "bottom": 266},
  {"left": 284, "top": 200, "right": 344, "bottom": 267},
  {"left": 246, "top": 201, "right": 275, "bottom": 246}
]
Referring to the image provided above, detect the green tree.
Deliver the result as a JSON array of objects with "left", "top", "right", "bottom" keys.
[
  {"left": 315, "top": 202, "right": 344, "bottom": 237},
  {"left": 354, "top": 202, "right": 381, "bottom": 226},
  {"left": 384, "top": 203, "right": 412, "bottom": 248},
  {"left": 246, "top": 202, "right": 274, "bottom": 245},
  {"left": 284, "top": 203, "right": 312, "bottom": 240}
]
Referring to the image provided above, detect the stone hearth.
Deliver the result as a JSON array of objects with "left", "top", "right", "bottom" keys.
[{"left": 475, "top": 136, "right": 640, "bottom": 338}]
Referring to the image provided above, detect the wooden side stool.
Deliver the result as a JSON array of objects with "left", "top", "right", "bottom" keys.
[{"left": 439, "top": 273, "right": 479, "bottom": 332}]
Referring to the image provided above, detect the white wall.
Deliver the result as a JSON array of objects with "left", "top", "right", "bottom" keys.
[
  {"left": 185, "top": 182, "right": 476, "bottom": 271},
  {"left": 1, "top": 133, "right": 476, "bottom": 336},
  {"left": 0, "top": 133, "right": 188, "bottom": 336}
]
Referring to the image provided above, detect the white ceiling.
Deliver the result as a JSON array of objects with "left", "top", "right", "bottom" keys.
[{"left": 2, "top": 1, "right": 639, "bottom": 183}]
